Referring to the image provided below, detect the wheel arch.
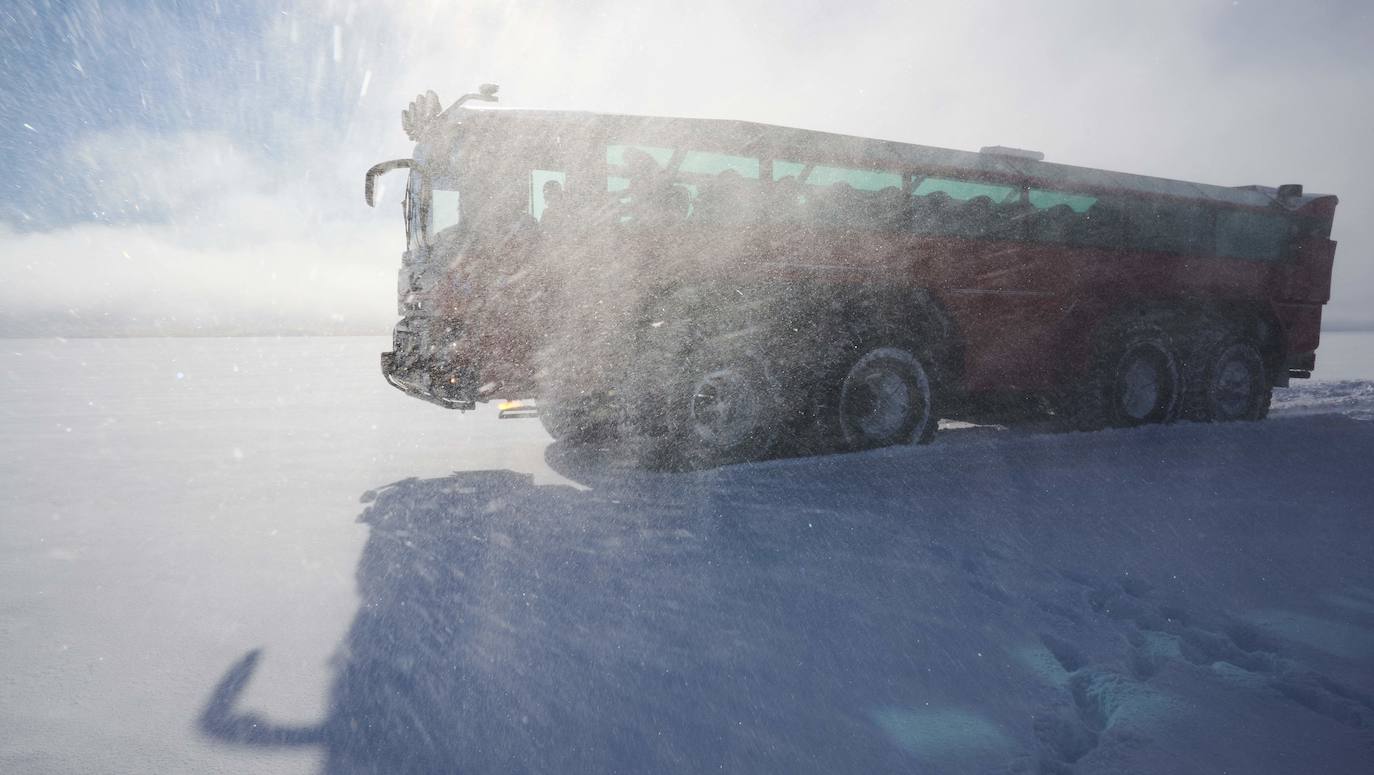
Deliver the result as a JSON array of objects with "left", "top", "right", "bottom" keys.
[
  {"left": 1185, "top": 299, "right": 1288, "bottom": 387},
  {"left": 833, "top": 282, "right": 964, "bottom": 391},
  {"left": 1064, "top": 298, "right": 1284, "bottom": 378}
]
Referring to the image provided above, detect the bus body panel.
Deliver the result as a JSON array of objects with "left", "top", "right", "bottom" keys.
[{"left": 372, "top": 104, "right": 1339, "bottom": 422}]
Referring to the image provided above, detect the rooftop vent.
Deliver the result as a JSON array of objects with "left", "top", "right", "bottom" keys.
[
  {"left": 1276, "top": 183, "right": 1304, "bottom": 202},
  {"left": 979, "top": 145, "right": 1044, "bottom": 162}
]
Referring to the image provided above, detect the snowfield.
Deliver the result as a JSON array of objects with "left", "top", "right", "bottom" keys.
[{"left": 3, "top": 334, "right": 1374, "bottom": 774}]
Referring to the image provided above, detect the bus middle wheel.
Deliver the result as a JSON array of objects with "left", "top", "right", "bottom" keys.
[
  {"left": 1106, "top": 329, "right": 1182, "bottom": 427},
  {"left": 833, "top": 346, "right": 937, "bottom": 450}
]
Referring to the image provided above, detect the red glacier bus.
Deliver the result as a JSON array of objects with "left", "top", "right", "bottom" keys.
[{"left": 366, "top": 85, "right": 1339, "bottom": 466}]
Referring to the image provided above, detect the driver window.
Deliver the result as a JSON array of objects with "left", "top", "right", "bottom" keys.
[
  {"left": 530, "top": 170, "right": 567, "bottom": 222},
  {"left": 430, "top": 189, "right": 461, "bottom": 236}
]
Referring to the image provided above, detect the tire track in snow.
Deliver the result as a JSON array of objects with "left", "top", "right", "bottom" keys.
[{"left": 1024, "top": 570, "right": 1374, "bottom": 773}]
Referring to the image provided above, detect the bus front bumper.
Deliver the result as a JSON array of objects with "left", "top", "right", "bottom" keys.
[{"left": 380, "top": 350, "right": 478, "bottom": 411}]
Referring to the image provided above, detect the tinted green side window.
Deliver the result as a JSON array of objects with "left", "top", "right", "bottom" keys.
[
  {"left": 769, "top": 161, "right": 809, "bottom": 220},
  {"left": 606, "top": 144, "right": 673, "bottom": 168},
  {"left": 770, "top": 160, "right": 904, "bottom": 226},
  {"left": 909, "top": 176, "right": 1019, "bottom": 238},
  {"left": 1025, "top": 188, "right": 1101, "bottom": 244},
  {"left": 603, "top": 144, "right": 768, "bottom": 224},
  {"left": 915, "top": 177, "right": 1017, "bottom": 203},
  {"left": 1215, "top": 210, "right": 1293, "bottom": 261},
  {"left": 1064, "top": 196, "right": 1129, "bottom": 248},
  {"left": 680, "top": 151, "right": 759, "bottom": 179},
  {"left": 1122, "top": 199, "right": 1211, "bottom": 255},
  {"left": 805, "top": 165, "right": 902, "bottom": 191},
  {"left": 680, "top": 153, "right": 762, "bottom": 223},
  {"left": 607, "top": 144, "right": 673, "bottom": 193},
  {"left": 1028, "top": 189, "right": 1097, "bottom": 213}
]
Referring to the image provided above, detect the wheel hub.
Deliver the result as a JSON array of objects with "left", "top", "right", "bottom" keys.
[
  {"left": 845, "top": 368, "right": 913, "bottom": 440},
  {"left": 1213, "top": 352, "right": 1258, "bottom": 419},
  {"left": 1120, "top": 356, "right": 1162, "bottom": 421},
  {"left": 837, "top": 347, "right": 930, "bottom": 447},
  {"left": 1113, "top": 341, "right": 1177, "bottom": 425},
  {"left": 689, "top": 368, "right": 762, "bottom": 449}
]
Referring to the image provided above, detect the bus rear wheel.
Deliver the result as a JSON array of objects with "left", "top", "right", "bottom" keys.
[
  {"left": 1183, "top": 337, "right": 1271, "bottom": 422},
  {"left": 828, "top": 346, "right": 937, "bottom": 450}
]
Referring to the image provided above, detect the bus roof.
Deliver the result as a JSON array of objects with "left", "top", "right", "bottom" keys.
[{"left": 449, "top": 107, "right": 1333, "bottom": 211}]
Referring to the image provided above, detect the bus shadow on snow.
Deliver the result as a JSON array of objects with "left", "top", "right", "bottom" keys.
[
  {"left": 199, "top": 463, "right": 970, "bottom": 773},
  {"left": 198, "top": 412, "right": 1374, "bottom": 774}
]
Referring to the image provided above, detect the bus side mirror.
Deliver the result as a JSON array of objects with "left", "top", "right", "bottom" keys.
[
  {"left": 439, "top": 84, "right": 501, "bottom": 121},
  {"left": 365, "top": 159, "right": 414, "bottom": 207}
]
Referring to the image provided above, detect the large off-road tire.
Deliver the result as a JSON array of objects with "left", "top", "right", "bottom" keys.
[
  {"left": 1181, "top": 329, "right": 1271, "bottom": 422},
  {"left": 655, "top": 346, "right": 781, "bottom": 468},
  {"left": 537, "top": 393, "right": 617, "bottom": 444},
  {"left": 1059, "top": 321, "right": 1183, "bottom": 431},
  {"left": 820, "top": 345, "right": 938, "bottom": 451}
]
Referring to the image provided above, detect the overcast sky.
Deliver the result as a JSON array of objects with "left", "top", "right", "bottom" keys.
[{"left": 1, "top": 0, "right": 1371, "bottom": 335}]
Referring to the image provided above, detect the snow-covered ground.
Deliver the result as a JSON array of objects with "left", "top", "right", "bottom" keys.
[{"left": 3, "top": 332, "right": 1373, "bottom": 774}]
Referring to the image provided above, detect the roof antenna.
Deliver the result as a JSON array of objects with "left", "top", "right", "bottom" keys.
[{"left": 980, "top": 145, "right": 1044, "bottom": 162}]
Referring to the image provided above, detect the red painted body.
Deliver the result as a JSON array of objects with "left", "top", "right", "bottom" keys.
[{"left": 373, "top": 107, "right": 1339, "bottom": 412}]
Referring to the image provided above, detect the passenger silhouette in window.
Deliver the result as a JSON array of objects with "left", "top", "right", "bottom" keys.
[
  {"left": 540, "top": 179, "right": 571, "bottom": 232},
  {"left": 620, "top": 148, "right": 665, "bottom": 224},
  {"left": 694, "top": 169, "right": 748, "bottom": 222}
]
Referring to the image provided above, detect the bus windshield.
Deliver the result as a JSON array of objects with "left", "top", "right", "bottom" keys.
[{"left": 414, "top": 161, "right": 561, "bottom": 254}]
